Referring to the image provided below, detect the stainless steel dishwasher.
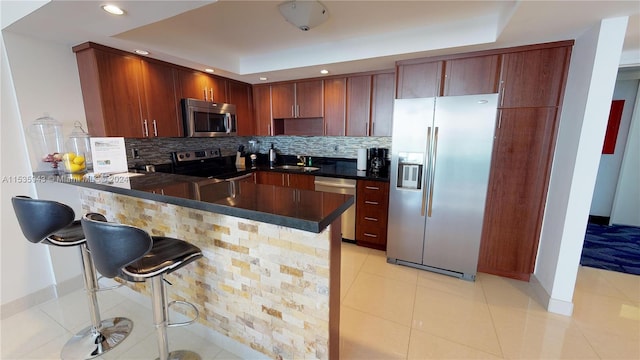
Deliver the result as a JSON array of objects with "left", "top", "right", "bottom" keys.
[{"left": 314, "top": 176, "right": 356, "bottom": 241}]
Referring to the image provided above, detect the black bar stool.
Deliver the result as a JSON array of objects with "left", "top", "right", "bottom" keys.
[
  {"left": 81, "top": 212, "right": 203, "bottom": 360},
  {"left": 10, "top": 196, "right": 133, "bottom": 359}
]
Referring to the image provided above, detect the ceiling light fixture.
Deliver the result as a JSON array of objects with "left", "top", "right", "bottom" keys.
[
  {"left": 204, "top": 68, "right": 215, "bottom": 73},
  {"left": 101, "top": 4, "right": 125, "bottom": 15},
  {"left": 259, "top": 77, "right": 268, "bottom": 81},
  {"left": 320, "top": 69, "right": 329, "bottom": 75},
  {"left": 278, "top": 0, "right": 329, "bottom": 31},
  {"left": 134, "top": 49, "right": 149, "bottom": 55}
]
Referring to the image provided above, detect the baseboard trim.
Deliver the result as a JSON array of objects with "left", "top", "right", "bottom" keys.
[
  {"left": 55, "top": 274, "right": 84, "bottom": 297},
  {"left": 1, "top": 285, "right": 56, "bottom": 320},
  {"left": 588, "top": 215, "right": 610, "bottom": 225},
  {"left": 530, "top": 274, "right": 574, "bottom": 316}
]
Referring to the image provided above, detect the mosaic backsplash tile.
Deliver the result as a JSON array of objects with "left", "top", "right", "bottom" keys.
[{"left": 125, "top": 136, "right": 391, "bottom": 167}]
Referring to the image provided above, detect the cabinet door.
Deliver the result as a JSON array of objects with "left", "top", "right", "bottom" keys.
[
  {"left": 271, "top": 83, "right": 296, "bottom": 119},
  {"left": 478, "top": 107, "right": 559, "bottom": 281},
  {"left": 286, "top": 173, "right": 315, "bottom": 190},
  {"left": 140, "top": 60, "right": 182, "bottom": 137},
  {"left": 499, "top": 46, "right": 571, "bottom": 108},
  {"left": 205, "top": 75, "right": 227, "bottom": 103},
  {"left": 346, "top": 75, "right": 372, "bottom": 136},
  {"left": 253, "top": 85, "right": 272, "bottom": 135},
  {"left": 371, "top": 72, "right": 395, "bottom": 136},
  {"left": 396, "top": 61, "right": 442, "bottom": 99},
  {"left": 178, "top": 69, "right": 210, "bottom": 101},
  {"left": 443, "top": 55, "right": 501, "bottom": 96},
  {"left": 296, "top": 80, "right": 323, "bottom": 118},
  {"left": 256, "top": 171, "right": 284, "bottom": 186},
  {"left": 323, "top": 78, "right": 346, "bottom": 136},
  {"left": 92, "top": 49, "right": 145, "bottom": 137},
  {"left": 228, "top": 81, "right": 254, "bottom": 135}
]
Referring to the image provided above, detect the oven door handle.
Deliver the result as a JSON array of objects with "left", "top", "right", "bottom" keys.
[{"left": 225, "top": 172, "right": 254, "bottom": 182}]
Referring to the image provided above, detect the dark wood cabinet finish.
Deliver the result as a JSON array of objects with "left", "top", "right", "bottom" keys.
[
  {"left": 371, "top": 72, "right": 395, "bottom": 136},
  {"left": 271, "top": 83, "right": 296, "bottom": 119},
  {"left": 296, "top": 80, "right": 324, "bottom": 118},
  {"left": 396, "top": 61, "right": 442, "bottom": 99},
  {"left": 355, "top": 180, "right": 389, "bottom": 250},
  {"left": 253, "top": 85, "right": 272, "bottom": 136},
  {"left": 346, "top": 75, "right": 372, "bottom": 136},
  {"left": 178, "top": 69, "right": 227, "bottom": 103},
  {"left": 228, "top": 80, "right": 254, "bottom": 136},
  {"left": 442, "top": 55, "right": 501, "bottom": 96},
  {"left": 256, "top": 171, "right": 284, "bottom": 187},
  {"left": 323, "top": 78, "right": 346, "bottom": 136},
  {"left": 255, "top": 171, "right": 314, "bottom": 191},
  {"left": 140, "top": 60, "right": 182, "bottom": 137},
  {"left": 499, "top": 46, "right": 571, "bottom": 108},
  {"left": 478, "top": 107, "right": 560, "bottom": 281}
]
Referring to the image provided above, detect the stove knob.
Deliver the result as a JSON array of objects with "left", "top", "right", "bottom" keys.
[
  {"left": 185, "top": 153, "right": 191, "bottom": 158},
  {"left": 178, "top": 154, "right": 184, "bottom": 159}
]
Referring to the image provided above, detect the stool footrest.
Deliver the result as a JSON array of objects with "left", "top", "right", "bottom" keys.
[{"left": 167, "top": 300, "right": 199, "bottom": 328}]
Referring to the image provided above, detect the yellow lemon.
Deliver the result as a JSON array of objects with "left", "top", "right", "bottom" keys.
[
  {"left": 62, "top": 152, "right": 76, "bottom": 162},
  {"left": 69, "top": 163, "right": 85, "bottom": 173},
  {"left": 73, "top": 155, "right": 85, "bottom": 165}
]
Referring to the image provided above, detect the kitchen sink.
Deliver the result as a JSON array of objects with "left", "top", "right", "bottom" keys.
[{"left": 275, "top": 165, "right": 320, "bottom": 172}]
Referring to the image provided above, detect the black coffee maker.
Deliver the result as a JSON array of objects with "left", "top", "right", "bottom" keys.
[{"left": 368, "top": 148, "right": 389, "bottom": 174}]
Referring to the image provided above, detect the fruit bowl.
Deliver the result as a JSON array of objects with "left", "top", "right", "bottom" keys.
[{"left": 62, "top": 152, "right": 86, "bottom": 173}]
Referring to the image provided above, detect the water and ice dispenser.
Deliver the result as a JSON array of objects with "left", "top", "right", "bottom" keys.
[{"left": 396, "top": 152, "right": 423, "bottom": 189}]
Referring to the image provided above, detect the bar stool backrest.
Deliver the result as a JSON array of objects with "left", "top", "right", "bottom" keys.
[
  {"left": 81, "top": 213, "right": 153, "bottom": 278},
  {"left": 11, "top": 196, "right": 75, "bottom": 244}
]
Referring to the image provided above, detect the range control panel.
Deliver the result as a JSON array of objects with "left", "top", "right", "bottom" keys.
[{"left": 173, "top": 148, "right": 221, "bottom": 163}]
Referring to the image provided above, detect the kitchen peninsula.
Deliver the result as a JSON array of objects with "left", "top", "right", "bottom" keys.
[{"left": 41, "top": 171, "right": 351, "bottom": 360}]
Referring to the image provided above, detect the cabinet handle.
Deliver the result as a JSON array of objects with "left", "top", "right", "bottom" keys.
[
  {"left": 203, "top": 88, "right": 207, "bottom": 101},
  {"left": 365, "top": 201, "right": 379, "bottom": 205},
  {"left": 296, "top": 104, "right": 300, "bottom": 118},
  {"left": 497, "top": 111, "right": 503, "bottom": 130},
  {"left": 499, "top": 81, "right": 505, "bottom": 107},
  {"left": 365, "top": 186, "right": 380, "bottom": 190},
  {"left": 291, "top": 105, "right": 295, "bottom": 118},
  {"left": 364, "top": 233, "right": 378, "bottom": 238},
  {"left": 287, "top": 174, "right": 290, "bottom": 187},
  {"left": 365, "top": 121, "right": 369, "bottom": 135},
  {"left": 268, "top": 124, "right": 272, "bottom": 136},
  {"left": 210, "top": 88, "right": 214, "bottom": 101},
  {"left": 152, "top": 120, "right": 158, "bottom": 137},
  {"left": 143, "top": 119, "right": 149, "bottom": 137},
  {"left": 364, "top": 217, "right": 378, "bottom": 222}
]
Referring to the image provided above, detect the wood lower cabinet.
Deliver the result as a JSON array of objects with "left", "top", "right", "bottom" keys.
[
  {"left": 355, "top": 180, "right": 389, "bottom": 250},
  {"left": 255, "top": 171, "right": 314, "bottom": 190},
  {"left": 478, "top": 107, "right": 560, "bottom": 281}
]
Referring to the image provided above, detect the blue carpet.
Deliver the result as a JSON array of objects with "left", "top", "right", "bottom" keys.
[{"left": 580, "top": 223, "right": 640, "bottom": 275}]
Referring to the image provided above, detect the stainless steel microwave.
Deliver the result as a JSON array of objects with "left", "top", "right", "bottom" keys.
[{"left": 181, "top": 98, "right": 237, "bottom": 137}]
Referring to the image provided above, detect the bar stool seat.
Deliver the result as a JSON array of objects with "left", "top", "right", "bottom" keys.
[
  {"left": 81, "top": 213, "right": 203, "bottom": 360},
  {"left": 11, "top": 196, "right": 133, "bottom": 359}
]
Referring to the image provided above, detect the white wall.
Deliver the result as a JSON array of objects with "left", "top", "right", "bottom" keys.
[
  {"left": 611, "top": 82, "right": 640, "bottom": 226},
  {"left": 590, "top": 79, "right": 639, "bottom": 217},
  {"left": 533, "top": 17, "right": 629, "bottom": 316},
  {"left": 1, "top": 15, "right": 88, "bottom": 314}
]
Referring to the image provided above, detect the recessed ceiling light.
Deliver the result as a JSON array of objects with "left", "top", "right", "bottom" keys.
[
  {"left": 101, "top": 4, "right": 124, "bottom": 15},
  {"left": 204, "top": 68, "right": 215, "bottom": 73},
  {"left": 320, "top": 69, "right": 329, "bottom": 75},
  {"left": 134, "top": 49, "right": 149, "bottom": 55},
  {"left": 259, "top": 77, "right": 268, "bottom": 81}
]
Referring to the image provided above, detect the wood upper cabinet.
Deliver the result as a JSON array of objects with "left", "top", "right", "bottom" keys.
[
  {"left": 371, "top": 72, "right": 395, "bottom": 136},
  {"left": 478, "top": 107, "right": 559, "bottom": 281},
  {"left": 140, "top": 60, "right": 182, "bottom": 137},
  {"left": 74, "top": 43, "right": 182, "bottom": 138},
  {"left": 271, "top": 80, "right": 323, "bottom": 119},
  {"left": 396, "top": 61, "right": 442, "bottom": 99},
  {"left": 346, "top": 75, "right": 372, "bottom": 136},
  {"left": 355, "top": 180, "right": 389, "bottom": 250},
  {"left": 178, "top": 69, "right": 227, "bottom": 103},
  {"left": 323, "top": 78, "right": 346, "bottom": 136},
  {"left": 442, "top": 55, "right": 501, "bottom": 96},
  {"left": 253, "top": 85, "right": 272, "bottom": 136},
  {"left": 228, "top": 80, "right": 254, "bottom": 136},
  {"left": 499, "top": 46, "right": 571, "bottom": 108}
]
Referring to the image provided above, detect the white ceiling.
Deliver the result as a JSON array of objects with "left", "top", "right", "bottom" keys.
[{"left": 3, "top": 0, "right": 640, "bottom": 84}]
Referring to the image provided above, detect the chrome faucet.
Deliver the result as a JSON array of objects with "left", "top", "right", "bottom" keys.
[{"left": 297, "top": 155, "right": 306, "bottom": 166}]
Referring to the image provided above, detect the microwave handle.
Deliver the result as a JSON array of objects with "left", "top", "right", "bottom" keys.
[{"left": 225, "top": 113, "right": 231, "bottom": 134}]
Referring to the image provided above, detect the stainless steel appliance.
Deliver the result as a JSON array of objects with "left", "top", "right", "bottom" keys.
[
  {"left": 167, "top": 148, "right": 250, "bottom": 180},
  {"left": 314, "top": 176, "right": 356, "bottom": 241},
  {"left": 386, "top": 94, "right": 499, "bottom": 281},
  {"left": 181, "top": 98, "right": 237, "bottom": 137},
  {"left": 368, "top": 147, "right": 389, "bottom": 174}
]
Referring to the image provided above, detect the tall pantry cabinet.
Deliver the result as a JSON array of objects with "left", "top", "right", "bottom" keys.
[{"left": 395, "top": 41, "right": 573, "bottom": 281}]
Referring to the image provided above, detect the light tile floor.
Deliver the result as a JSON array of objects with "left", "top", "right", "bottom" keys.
[{"left": 2, "top": 242, "right": 639, "bottom": 359}]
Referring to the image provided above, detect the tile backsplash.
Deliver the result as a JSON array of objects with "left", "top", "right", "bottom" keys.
[{"left": 125, "top": 136, "right": 391, "bottom": 166}]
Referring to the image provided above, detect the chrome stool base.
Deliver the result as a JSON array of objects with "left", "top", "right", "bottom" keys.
[
  {"left": 61, "top": 317, "right": 133, "bottom": 359},
  {"left": 155, "top": 350, "right": 201, "bottom": 360}
]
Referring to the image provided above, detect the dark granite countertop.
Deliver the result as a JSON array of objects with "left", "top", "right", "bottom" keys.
[{"left": 36, "top": 171, "right": 353, "bottom": 233}]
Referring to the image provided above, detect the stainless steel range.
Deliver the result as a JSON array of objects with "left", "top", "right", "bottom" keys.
[{"left": 166, "top": 148, "right": 252, "bottom": 181}]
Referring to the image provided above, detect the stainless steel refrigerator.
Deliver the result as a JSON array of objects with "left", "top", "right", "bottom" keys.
[{"left": 386, "top": 94, "right": 499, "bottom": 281}]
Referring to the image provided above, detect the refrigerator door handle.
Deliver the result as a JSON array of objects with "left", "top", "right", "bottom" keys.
[
  {"left": 421, "top": 126, "right": 432, "bottom": 217},
  {"left": 428, "top": 126, "right": 439, "bottom": 217}
]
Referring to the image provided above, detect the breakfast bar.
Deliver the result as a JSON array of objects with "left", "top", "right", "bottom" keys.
[{"left": 45, "top": 171, "right": 352, "bottom": 360}]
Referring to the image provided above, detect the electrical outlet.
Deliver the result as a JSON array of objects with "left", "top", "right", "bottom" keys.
[
  {"left": 333, "top": 145, "right": 339, "bottom": 152},
  {"left": 132, "top": 148, "right": 140, "bottom": 158}
]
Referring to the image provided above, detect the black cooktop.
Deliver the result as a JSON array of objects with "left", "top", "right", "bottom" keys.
[{"left": 167, "top": 148, "right": 243, "bottom": 179}]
